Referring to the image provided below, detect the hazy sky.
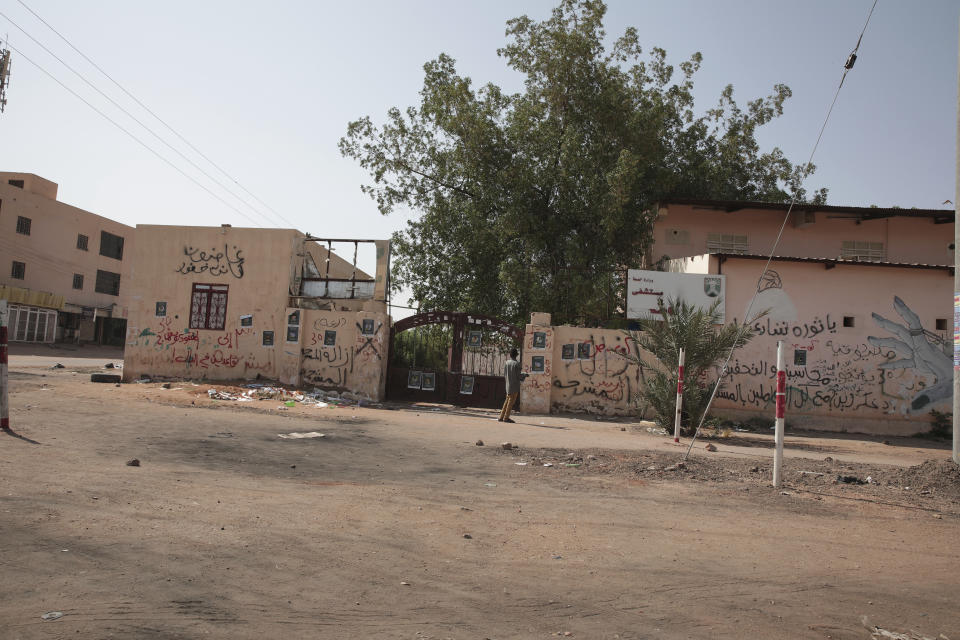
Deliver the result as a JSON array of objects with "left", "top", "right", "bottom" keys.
[{"left": 1, "top": 0, "right": 957, "bottom": 302}]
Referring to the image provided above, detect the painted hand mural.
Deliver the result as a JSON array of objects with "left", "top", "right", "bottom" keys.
[{"left": 868, "top": 296, "right": 951, "bottom": 412}]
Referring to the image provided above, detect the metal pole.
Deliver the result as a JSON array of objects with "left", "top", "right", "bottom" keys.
[
  {"left": 0, "top": 299, "right": 9, "bottom": 431},
  {"left": 954, "top": 14, "right": 960, "bottom": 465},
  {"left": 773, "top": 340, "right": 785, "bottom": 487},
  {"left": 673, "top": 348, "right": 685, "bottom": 443}
]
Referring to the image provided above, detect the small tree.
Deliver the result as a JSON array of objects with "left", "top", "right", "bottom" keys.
[{"left": 620, "top": 297, "right": 761, "bottom": 434}]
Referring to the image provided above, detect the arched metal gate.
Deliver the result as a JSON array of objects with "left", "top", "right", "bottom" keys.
[{"left": 387, "top": 311, "right": 523, "bottom": 409}]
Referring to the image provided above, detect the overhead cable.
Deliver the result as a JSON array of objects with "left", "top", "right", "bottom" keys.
[
  {"left": 13, "top": 0, "right": 300, "bottom": 229},
  {"left": 683, "top": 0, "right": 880, "bottom": 461},
  {"left": 4, "top": 43, "right": 264, "bottom": 228},
  {"left": 0, "top": 9, "right": 287, "bottom": 229}
]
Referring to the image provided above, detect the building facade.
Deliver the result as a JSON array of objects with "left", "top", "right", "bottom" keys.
[
  {"left": 122, "top": 225, "right": 392, "bottom": 401},
  {"left": 0, "top": 172, "right": 133, "bottom": 344}
]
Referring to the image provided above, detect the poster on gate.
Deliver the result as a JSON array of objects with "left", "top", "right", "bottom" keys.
[{"left": 626, "top": 269, "right": 726, "bottom": 322}]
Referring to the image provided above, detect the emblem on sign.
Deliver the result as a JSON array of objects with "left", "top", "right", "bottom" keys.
[{"left": 703, "top": 277, "right": 722, "bottom": 298}]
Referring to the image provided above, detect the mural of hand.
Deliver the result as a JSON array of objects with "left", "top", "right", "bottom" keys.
[{"left": 867, "top": 296, "right": 951, "bottom": 411}]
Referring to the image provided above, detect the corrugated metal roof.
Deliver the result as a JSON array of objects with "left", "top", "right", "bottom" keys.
[
  {"left": 661, "top": 198, "right": 954, "bottom": 222},
  {"left": 709, "top": 253, "right": 953, "bottom": 272}
]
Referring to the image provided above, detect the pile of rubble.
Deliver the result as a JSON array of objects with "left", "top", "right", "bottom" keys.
[{"left": 206, "top": 384, "right": 375, "bottom": 409}]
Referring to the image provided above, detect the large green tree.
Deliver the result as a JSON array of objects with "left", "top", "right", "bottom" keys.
[{"left": 340, "top": 0, "right": 826, "bottom": 326}]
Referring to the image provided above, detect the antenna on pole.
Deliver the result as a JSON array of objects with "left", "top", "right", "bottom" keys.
[{"left": 0, "top": 34, "right": 11, "bottom": 113}]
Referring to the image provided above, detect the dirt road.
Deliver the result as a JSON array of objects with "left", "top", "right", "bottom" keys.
[{"left": 1, "top": 354, "right": 957, "bottom": 639}]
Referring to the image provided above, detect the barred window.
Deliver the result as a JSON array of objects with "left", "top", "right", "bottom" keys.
[
  {"left": 706, "top": 232, "right": 749, "bottom": 254},
  {"left": 94, "top": 269, "right": 121, "bottom": 296},
  {"left": 11, "top": 260, "right": 25, "bottom": 279},
  {"left": 77, "top": 234, "right": 89, "bottom": 251},
  {"left": 189, "top": 283, "right": 229, "bottom": 330},
  {"left": 99, "top": 230, "right": 124, "bottom": 260},
  {"left": 72, "top": 274, "right": 84, "bottom": 290},
  {"left": 840, "top": 241, "right": 884, "bottom": 262},
  {"left": 16, "top": 216, "right": 31, "bottom": 235}
]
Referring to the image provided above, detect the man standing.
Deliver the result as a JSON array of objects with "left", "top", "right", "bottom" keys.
[{"left": 499, "top": 348, "right": 524, "bottom": 423}]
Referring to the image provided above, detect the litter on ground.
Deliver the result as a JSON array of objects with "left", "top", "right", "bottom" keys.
[{"left": 278, "top": 432, "right": 326, "bottom": 439}]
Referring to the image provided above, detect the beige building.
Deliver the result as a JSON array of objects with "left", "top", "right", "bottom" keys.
[
  {"left": 0, "top": 172, "right": 133, "bottom": 344},
  {"left": 122, "top": 225, "right": 392, "bottom": 401}
]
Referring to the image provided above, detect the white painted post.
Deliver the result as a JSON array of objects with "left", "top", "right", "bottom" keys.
[
  {"left": 773, "top": 340, "right": 785, "bottom": 487},
  {"left": 0, "top": 299, "right": 8, "bottom": 431},
  {"left": 673, "top": 348, "right": 685, "bottom": 443}
]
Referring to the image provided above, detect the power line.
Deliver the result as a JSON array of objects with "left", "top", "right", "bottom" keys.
[
  {"left": 0, "top": 9, "right": 286, "bottom": 229},
  {"left": 683, "top": 0, "right": 880, "bottom": 460},
  {"left": 4, "top": 42, "right": 265, "bottom": 228},
  {"left": 14, "top": 0, "right": 300, "bottom": 230}
]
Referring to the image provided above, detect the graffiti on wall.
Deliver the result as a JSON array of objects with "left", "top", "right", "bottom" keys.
[
  {"left": 719, "top": 294, "right": 950, "bottom": 417},
  {"left": 176, "top": 245, "right": 245, "bottom": 279},
  {"left": 299, "top": 316, "right": 386, "bottom": 394},
  {"left": 551, "top": 333, "right": 641, "bottom": 414},
  {"left": 126, "top": 318, "right": 269, "bottom": 372}
]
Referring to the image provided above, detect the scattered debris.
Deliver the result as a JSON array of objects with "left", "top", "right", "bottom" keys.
[
  {"left": 620, "top": 427, "right": 626, "bottom": 431},
  {"left": 838, "top": 475, "right": 867, "bottom": 485},
  {"left": 50, "top": 363, "right": 65, "bottom": 369},
  {"left": 462, "top": 534, "right": 472, "bottom": 539},
  {"left": 515, "top": 462, "right": 528, "bottom": 466},
  {"left": 483, "top": 482, "right": 497, "bottom": 487},
  {"left": 861, "top": 615, "right": 945, "bottom": 640},
  {"left": 41, "top": 611, "right": 63, "bottom": 622},
  {"left": 278, "top": 432, "right": 326, "bottom": 439},
  {"left": 798, "top": 471, "right": 824, "bottom": 477},
  {"left": 161, "top": 382, "right": 172, "bottom": 389},
  {"left": 779, "top": 491, "right": 791, "bottom": 496},
  {"left": 501, "top": 442, "right": 513, "bottom": 450},
  {"left": 104, "top": 362, "right": 115, "bottom": 369},
  {"left": 475, "top": 440, "right": 484, "bottom": 446},
  {"left": 704, "top": 443, "right": 717, "bottom": 452},
  {"left": 126, "top": 459, "right": 140, "bottom": 467},
  {"left": 750, "top": 466, "right": 760, "bottom": 473},
  {"left": 400, "top": 581, "right": 410, "bottom": 586},
  {"left": 646, "top": 426, "right": 669, "bottom": 436},
  {"left": 543, "top": 463, "right": 554, "bottom": 467}
]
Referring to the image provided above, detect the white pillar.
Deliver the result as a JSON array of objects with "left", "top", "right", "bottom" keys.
[
  {"left": 673, "top": 348, "right": 685, "bottom": 443},
  {"left": 773, "top": 340, "right": 785, "bottom": 487}
]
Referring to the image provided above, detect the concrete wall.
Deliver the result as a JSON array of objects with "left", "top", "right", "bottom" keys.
[
  {"left": 519, "top": 313, "right": 644, "bottom": 416},
  {"left": 122, "top": 225, "right": 391, "bottom": 400},
  {"left": 123, "top": 225, "right": 301, "bottom": 383},
  {"left": 650, "top": 203, "right": 953, "bottom": 267},
  {"left": 712, "top": 257, "right": 953, "bottom": 435},
  {"left": 0, "top": 173, "right": 134, "bottom": 317},
  {"left": 299, "top": 307, "right": 389, "bottom": 400}
]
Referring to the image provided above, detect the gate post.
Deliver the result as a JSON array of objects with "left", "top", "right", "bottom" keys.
[{"left": 1, "top": 299, "right": 9, "bottom": 431}]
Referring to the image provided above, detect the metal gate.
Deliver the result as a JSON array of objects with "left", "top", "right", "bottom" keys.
[{"left": 387, "top": 311, "right": 523, "bottom": 409}]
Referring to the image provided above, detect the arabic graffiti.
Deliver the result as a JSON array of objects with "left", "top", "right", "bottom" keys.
[
  {"left": 718, "top": 298, "right": 951, "bottom": 417},
  {"left": 551, "top": 332, "right": 641, "bottom": 414},
  {"left": 175, "top": 245, "right": 245, "bottom": 279}
]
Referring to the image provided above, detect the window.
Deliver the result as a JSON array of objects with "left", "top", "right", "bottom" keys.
[
  {"left": 189, "top": 283, "right": 228, "bottom": 330},
  {"left": 72, "top": 274, "right": 84, "bottom": 290},
  {"left": 8, "top": 179, "right": 24, "bottom": 188},
  {"left": 11, "top": 260, "right": 25, "bottom": 279},
  {"left": 840, "top": 241, "right": 884, "bottom": 262},
  {"left": 706, "top": 232, "right": 749, "bottom": 254},
  {"left": 77, "top": 234, "right": 89, "bottom": 251},
  {"left": 843, "top": 316, "right": 855, "bottom": 328},
  {"left": 16, "top": 216, "right": 31, "bottom": 235},
  {"left": 99, "top": 230, "right": 124, "bottom": 260},
  {"left": 95, "top": 269, "right": 121, "bottom": 296},
  {"left": 936, "top": 318, "right": 948, "bottom": 331}
]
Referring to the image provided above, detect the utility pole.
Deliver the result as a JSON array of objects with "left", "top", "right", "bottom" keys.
[{"left": 954, "top": 15, "right": 959, "bottom": 465}]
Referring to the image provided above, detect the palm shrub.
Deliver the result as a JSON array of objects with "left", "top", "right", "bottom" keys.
[{"left": 620, "top": 297, "right": 762, "bottom": 434}]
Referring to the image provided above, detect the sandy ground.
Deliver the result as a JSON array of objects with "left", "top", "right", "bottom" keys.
[{"left": 1, "top": 347, "right": 958, "bottom": 639}]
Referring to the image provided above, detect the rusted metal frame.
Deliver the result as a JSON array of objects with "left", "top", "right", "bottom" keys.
[
  {"left": 301, "top": 277, "right": 375, "bottom": 283},
  {"left": 303, "top": 236, "right": 378, "bottom": 244}
]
